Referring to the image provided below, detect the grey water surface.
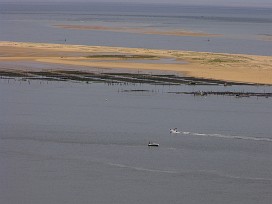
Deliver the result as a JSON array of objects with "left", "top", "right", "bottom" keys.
[
  {"left": 1, "top": 2, "right": 272, "bottom": 203},
  {"left": 1, "top": 79, "right": 272, "bottom": 204},
  {"left": 0, "top": 2, "right": 271, "bottom": 55}
]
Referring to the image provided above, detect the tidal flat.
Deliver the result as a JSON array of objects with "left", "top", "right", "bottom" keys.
[{"left": 1, "top": 41, "right": 272, "bottom": 85}]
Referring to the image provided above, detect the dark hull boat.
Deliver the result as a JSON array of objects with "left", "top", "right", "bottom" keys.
[{"left": 148, "top": 142, "right": 159, "bottom": 147}]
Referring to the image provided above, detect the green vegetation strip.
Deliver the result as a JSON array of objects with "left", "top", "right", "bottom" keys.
[{"left": 86, "top": 55, "right": 158, "bottom": 59}]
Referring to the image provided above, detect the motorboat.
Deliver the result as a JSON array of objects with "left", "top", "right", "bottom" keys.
[
  {"left": 148, "top": 142, "right": 159, "bottom": 147},
  {"left": 170, "top": 128, "right": 180, "bottom": 134}
]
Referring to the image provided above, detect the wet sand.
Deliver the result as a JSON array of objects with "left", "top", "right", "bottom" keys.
[
  {"left": 0, "top": 41, "right": 272, "bottom": 84},
  {"left": 258, "top": 34, "right": 272, "bottom": 41},
  {"left": 54, "top": 25, "right": 222, "bottom": 37}
]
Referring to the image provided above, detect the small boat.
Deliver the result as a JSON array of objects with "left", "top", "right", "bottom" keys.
[
  {"left": 170, "top": 128, "right": 180, "bottom": 134},
  {"left": 148, "top": 142, "right": 159, "bottom": 147}
]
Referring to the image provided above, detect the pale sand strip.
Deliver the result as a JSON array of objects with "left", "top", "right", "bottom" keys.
[
  {"left": 258, "top": 35, "right": 272, "bottom": 41},
  {"left": 0, "top": 41, "right": 271, "bottom": 84},
  {"left": 54, "top": 25, "right": 222, "bottom": 37}
]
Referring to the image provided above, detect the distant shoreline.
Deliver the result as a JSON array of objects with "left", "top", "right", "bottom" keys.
[{"left": 0, "top": 41, "right": 271, "bottom": 85}]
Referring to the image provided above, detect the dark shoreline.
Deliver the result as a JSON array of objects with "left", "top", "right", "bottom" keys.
[
  {"left": 168, "top": 91, "right": 272, "bottom": 98},
  {"left": 0, "top": 69, "right": 266, "bottom": 86},
  {"left": 1, "top": 69, "right": 271, "bottom": 98}
]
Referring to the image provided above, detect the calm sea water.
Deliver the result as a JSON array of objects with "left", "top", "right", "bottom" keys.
[
  {"left": 0, "top": 2, "right": 271, "bottom": 55},
  {"left": 0, "top": 79, "right": 272, "bottom": 204},
  {"left": 1, "top": 3, "right": 272, "bottom": 204}
]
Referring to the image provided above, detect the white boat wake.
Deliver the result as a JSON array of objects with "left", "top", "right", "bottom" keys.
[
  {"left": 173, "top": 131, "right": 272, "bottom": 143},
  {"left": 170, "top": 128, "right": 180, "bottom": 134},
  {"left": 106, "top": 162, "right": 272, "bottom": 182}
]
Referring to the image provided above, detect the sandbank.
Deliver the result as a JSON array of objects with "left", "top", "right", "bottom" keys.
[
  {"left": 258, "top": 34, "right": 272, "bottom": 41},
  {"left": 0, "top": 41, "right": 271, "bottom": 85},
  {"left": 54, "top": 25, "right": 221, "bottom": 37}
]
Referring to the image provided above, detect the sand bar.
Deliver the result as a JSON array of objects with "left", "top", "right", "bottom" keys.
[
  {"left": 54, "top": 25, "right": 221, "bottom": 37},
  {"left": 0, "top": 41, "right": 272, "bottom": 84},
  {"left": 258, "top": 34, "right": 272, "bottom": 41}
]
